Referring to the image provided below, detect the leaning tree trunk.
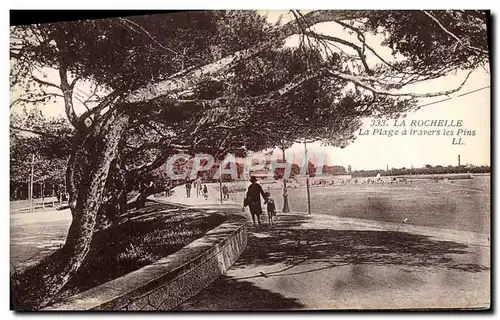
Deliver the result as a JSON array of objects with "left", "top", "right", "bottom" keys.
[
  {"left": 16, "top": 108, "right": 130, "bottom": 310},
  {"left": 134, "top": 180, "right": 161, "bottom": 209},
  {"left": 95, "top": 149, "right": 128, "bottom": 231},
  {"left": 135, "top": 179, "right": 186, "bottom": 209}
]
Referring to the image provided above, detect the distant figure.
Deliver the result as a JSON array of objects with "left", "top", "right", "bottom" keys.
[
  {"left": 185, "top": 179, "right": 192, "bottom": 198},
  {"left": 243, "top": 176, "right": 268, "bottom": 226},
  {"left": 265, "top": 191, "right": 277, "bottom": 225},
  {"left": 203, "top": 184, "right": 209, "bottom": 200},
  {"left": 222, "top": 184, "right": 229, "bottom": 200}
]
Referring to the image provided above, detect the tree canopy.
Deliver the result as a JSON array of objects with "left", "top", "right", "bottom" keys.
[{"left": 10, "top": 108, "right": 71, "bottom": 192}]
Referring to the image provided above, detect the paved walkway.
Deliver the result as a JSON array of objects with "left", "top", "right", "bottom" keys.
[
  {"left": 166, "top": 188, "right": 490, "bottom": 310},
  {"left": 153, "top": 184, "right": 242, "bottom": 211},
  {"left": 10, "top": 185, "right": 490, "bottom": 310},
  {"left": 10, "top": 208, "right": 71, "bottom": 271},
  {"left": 11, "top": 185, "right": 234, "bottom": 271}
]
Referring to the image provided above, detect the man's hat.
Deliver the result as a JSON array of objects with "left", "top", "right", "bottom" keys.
[{"left": 250, "top": 176, "right": 258, "bottom": 182}]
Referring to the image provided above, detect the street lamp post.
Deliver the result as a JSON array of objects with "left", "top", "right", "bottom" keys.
[
  {"left": 219, "top": 163, "right": 223, "bottom": 204},
  {"left": 30, "top": 153, "right": 34, "bottom": 211},
  {"left": 276, "top": 137, "right": 313, "bottom": 215},
  {"left": 281, "top": 144, "right": 290, "bottom": 213},
  {"left": 304, "top": 141, "right": 311, "bottom": 215}
]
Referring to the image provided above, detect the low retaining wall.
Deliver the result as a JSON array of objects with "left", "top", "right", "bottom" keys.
[{"left": 43, "top": 214, "right": 247, "bottom": 311}]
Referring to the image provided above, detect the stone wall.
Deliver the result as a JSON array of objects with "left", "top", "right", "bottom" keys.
[{"left": 43, "top": 215, "right": 247, "bottom": 311}]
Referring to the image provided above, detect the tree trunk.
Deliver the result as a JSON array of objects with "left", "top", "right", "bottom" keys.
[
  {"left": 135, "top": 185, "right": 156, "bottom": 209},
  {"left": 134, "top": 179, "right": 186, "bottom": 209},
  {"left": 135, "top": 192, "right": 148, "bottom": 209},
  {"left": 95, "top": 149, "right": 128, "bottom": 231},
  {"left": 13, "top": 109, "right": 130, "bottom": 310}
]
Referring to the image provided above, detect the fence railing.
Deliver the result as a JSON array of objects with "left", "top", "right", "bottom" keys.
[{"left": 10, "top": 197, "right": 68, "bottom": 213}]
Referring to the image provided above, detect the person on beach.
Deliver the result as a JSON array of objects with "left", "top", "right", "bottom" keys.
[
  {"left": 185, "top": 179, "right": 192, "bottom": 198},
  {"left": 243, "top": 176, "right": 268, "bottom": 226}
]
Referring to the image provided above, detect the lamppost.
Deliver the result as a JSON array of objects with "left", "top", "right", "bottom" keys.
[
  {"left": 30, "top": 153, "right": 34, "bottom": 211},
  {"left": 279, "top": 138, "right": 313, "bottom": 215},
  {"left": 219, "top": 163, "right": 223, "bottom": 204}
]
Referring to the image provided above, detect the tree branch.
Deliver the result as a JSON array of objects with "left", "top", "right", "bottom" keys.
[
  {"left": 10, "top": 125, "right": 64, "bottom": 139},
  {"left": 423, "top": 10, "right": 488, "bottom": 55},
  {"left": 122, "top": 10, "right": 374, "bottom": 105},
  {"left": 327, "top": 69, "right": 474, "bottom": 98},
  {"left": 127, "top": 145, "right": 188, "bottom": 175},
  {"left": 70, "top": 76, "right": 81, "bottom": 89},
  {"left": 334, "top": 20, "right": 436, "bottom": 80},
  {"left": 58, "top": 64, "right": 78, "bottom": 127},
  {"left": 76, "top": 88, "right": 125, "bottom": 128},
  {"left": 166, "top": 68, "right": 326, "bottom": 113},
  {"left": 123, "top": 44, "right": 270, "bottom": 104},
  {"left": 117, "top": 18, "right": 180, "bottom": 56},
  {"left": 9, "top": 95, "right": 57, "bottom": 109},
  {"left": 31, "top": 74, "right": 61, "bottom": 90},
  {"left": 331, "top": 19, "right": 468, "bottom": 88},
  {"left": 303, "top": 31, "right": 372, "bottom": 74},
  {"left": 10, "top": 51, "right": 21, "bottom": 60},
  {"left": 279, "top": 10, "right": 372, "bottom": 37}
]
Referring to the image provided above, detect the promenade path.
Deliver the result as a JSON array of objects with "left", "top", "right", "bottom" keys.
[
  {"left": 10, "top": 183, "right": 490, "bottom": 310},
  {"left": 10, "top": 184, "right": 230, "bottom": 271},
  {"left": 153, "top": 183, "right": 242, "bottom": 212},
  {"left": 10, "top": 208, "right": 71, "bottom": 270}
]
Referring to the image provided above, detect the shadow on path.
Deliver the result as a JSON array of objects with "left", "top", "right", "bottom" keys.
[
  {"left": 177, "top": 213, "right": 489, "bottom": 311},
  {"left": 175, "top": 275, "right": 304, "bottom": 311}
]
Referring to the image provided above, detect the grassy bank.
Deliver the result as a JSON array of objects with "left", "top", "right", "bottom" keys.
[{"left": 11, "top": 201, "right": 227, "bottom": 309}]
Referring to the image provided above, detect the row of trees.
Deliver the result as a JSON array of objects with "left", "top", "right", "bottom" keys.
[
  {"left": 10, "top": 108, "right": 71, "bottom": 201},
  {"left": 321, "top": 165, "right": 348, "bottom": 176},
  {"left": 351, "top": 165, "right": 490, "bottom": 177},
  {"left": 10, "top": 10, "right": 489, "bottom": 308}
]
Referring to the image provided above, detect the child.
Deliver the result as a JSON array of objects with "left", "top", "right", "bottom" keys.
[
  {"left": 265, "top": 192, "right": 277, "bottom": 225},
  {"left": 222, "top": 184, "right": 229, "bottom": 200},
  {"left": 203, "top": 184, "right": 209, "bottom": 200}
]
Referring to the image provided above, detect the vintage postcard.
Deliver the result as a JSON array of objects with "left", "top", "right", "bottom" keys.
[{"left": 9, "top": 10, "right": 490, "bottom": 311}]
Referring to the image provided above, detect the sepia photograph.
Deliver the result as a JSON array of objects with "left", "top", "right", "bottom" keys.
[{"left": 8, "top": 9, "right": 491, "bottom": 311}]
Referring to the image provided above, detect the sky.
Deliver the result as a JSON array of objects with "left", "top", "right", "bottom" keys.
[
  {"left": 258, "top": 10, "right": 491, "bottom": 170},
  {"left": 273, "top": 67, "right": 490, "bottom": 170},
  {"left": 10, "top": 10, "right": 491, "bottom": 171}
]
